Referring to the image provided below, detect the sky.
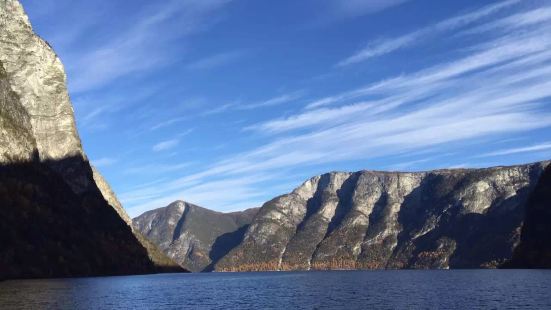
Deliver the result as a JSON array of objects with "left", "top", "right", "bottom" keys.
[{"left": 20, "top": 0, "right": 551, "bottom": 217}]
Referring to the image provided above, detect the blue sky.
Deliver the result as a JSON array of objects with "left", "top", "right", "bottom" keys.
[{"left": 21, "top": 0, "right": 551, "bottom": 217}]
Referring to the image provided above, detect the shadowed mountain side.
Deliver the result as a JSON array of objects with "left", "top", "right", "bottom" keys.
[
  {"left": 506, "top": 164, "right": 551, "bottom": 268},
  {"left": 134, "top": 231, "right": 185, "bottom": 272},
  {"left": 203, "top": 225, "right": 250, "bottom": 272},
  {"left": 91, "top": 167, "right": 183, "bottom": 271},
  {"left": 133, "top": 202, "right": 259, "bottom": 272},
  {"left": 0, "top": 156, "right": 183, "bottom": 280}
]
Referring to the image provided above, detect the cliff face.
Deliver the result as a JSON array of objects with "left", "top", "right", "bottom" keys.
[
  {"left": 507, "top": 164, "right": 551, "bottom": 268},
  {"left": 0, "top": 0, "right": 181, "bottom": 279},
  {"left": 91, "top": 168, "right": 183, "bottom": 271},
  {"left": 133, "top": 201, "right": 258, "bottom": 272},
  {"left": 0, "top": 0, "right": 87, "bottom": 194},
  {"left": 215, "top": 162, "right": 548, "bottom": 271}
]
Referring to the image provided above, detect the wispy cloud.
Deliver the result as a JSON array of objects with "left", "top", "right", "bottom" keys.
[
  {"left": 323, "top": 0, "right": 410, "bottom": 20},
  {"left": 63, "top": 0, "right": 233, "bottom": 93},
  {"left": 256, "top": 31, "right": 551, "bottom": 133},
  {"left": 152, "top": 139, "right": 180, "bottom": 152},
  {"left": 91, "top": 157, "right": 118, "bottom": 168},
  {"left": 74, "top": 85, "right": 160, "bottom": 131},
  {"left": 123, "top": 5, "right": 551, "bottom": 214},
  {"left": 148, "top": 91, "right": 302, "bottom": 131},
  {"left": 79, "top": 106, "right": 109, "bottom": 128},
  {"left": 124, "top": 174, "right": 272, "bottom": 217},
  {"left": 150, "top": 117, "right": 188, "bottom": 131},
  {"left": 124, "top": 162, "right": 192, "bottom": 175},
  {"left": 337, "top": 0, "right": 520, "bottom": 66},
  {"left": 186, "top": 50, "right": 245, "bottom": 70},
  {"left": 461, "top": 6, "right": 551, "bottom": 35},
  {"left": 478, "top": 142, "right": 551, "bottom": 157},
  {"left": 201, "top": 102, "right": 237, "bottom": 116},
  {"left": 196, "top": 92, "right": 306, "bottom": 117},
  {"left": 238, "top": 91, "right": 304, "bottom": 110},
  {"left": 385, "top": 158, "right": 434, "bottom": 172}
]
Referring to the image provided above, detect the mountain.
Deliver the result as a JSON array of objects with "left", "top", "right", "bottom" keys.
[
  {"left": 91, "top": 168, "right": 182, "bottom": 270},
  {"left": 133, "top": 201, "right": 259, "bottom": 272},
  {"left": 214, "top": 161, "right": 548, "bottom": 271},
  {"left": 0, "top": 0, "right": 182, "bottom": 279},
  {"left": 506, "top": 164, "right": 551, "bottom": 268}
]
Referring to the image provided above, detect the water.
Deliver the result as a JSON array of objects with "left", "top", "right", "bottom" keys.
[{"left": 1, "top": 270, "right": 550, "bottom": 309}]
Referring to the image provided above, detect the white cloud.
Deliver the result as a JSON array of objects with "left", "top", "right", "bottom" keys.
[
  {"left": 62, "top": 0, "right": 233, "bottom": 93},
  {"left": 338, "top": 0, "right": 520, "bottom": 66},
  {"left": 79, "top": 106, "right": 109, "bottom": 127},
  {"left": 91, "top": 157, "right": 118, "bottom": 168},
  {"left": 461, "top": 6, "right": 551, "bottom": 35},
  {"left": 201, "top": 103, "right": 237, "bottom": 116},
  {"left": 238, "top": 91, "right": 304, "bottom": 110},
  {"left": 186, "top": 50, "right": 244, "bottom": 70},
  {"left": 385, "top": 158, "right": 434, "bottom": 172},
  {"left": 325, "top": 0, "right": 410, "bottom": 20},
  {"left": 198, "top": 92, "right": 304, "bottom": 117},
  {"left": 149, "top": 117, "right": 188, "bottom": 131},
  {"left": 255, "top": 28, "right": 551, "bottom": 133},
  {"left": 74, "top": 85, "right": 159, "bottom": 131},
  {"left": 124, "top": 174, "right": 273, "bottom": 217},
  {"left": 124, "top": 162, "right": 192, "bottom": 175},
  {"left": 122, "top": 1, "right": 551, "bottom": 215},
  {"left": 478, "top": 142, "right": 551, "bottom": 157},
  {"left": 152, "top": 139, "right": 180, "bottom": 152}
]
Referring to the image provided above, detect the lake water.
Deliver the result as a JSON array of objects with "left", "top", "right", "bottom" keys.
[{"left": 1, "top": 270, "right": 550, "bottom": 309}]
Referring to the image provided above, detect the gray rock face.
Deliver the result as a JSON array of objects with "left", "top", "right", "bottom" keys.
[
  {"left": 133, "top": 201, "right": 258, "bottom": 272},
  {"left": 215, "top": 162, "right": 549, "bottom": 271},
  {"left": 0, "top": 60, "right": 35, "bottom": 162},
  {"left": 0, "top": 0, "right": 82, "bottom": 164},
  {"left": 0, "top": 0, "right": 95, "bottom": 194}
]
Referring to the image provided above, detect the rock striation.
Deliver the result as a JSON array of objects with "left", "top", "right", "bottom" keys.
[
  {"left": 0, "top": 0, "right": 182, "bottom": 279},
  {"left": 133, "top": 201, "right": 258, "bottom": 272},
  {"left": 214, "top": 161, "right": 549, "bottom": 271}
]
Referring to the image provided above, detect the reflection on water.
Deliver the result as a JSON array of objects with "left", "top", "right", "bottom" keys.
[{"left": 1, "top": 270, "right": 551, "bottom": 309}]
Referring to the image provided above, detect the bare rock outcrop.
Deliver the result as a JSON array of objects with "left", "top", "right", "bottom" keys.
[{"left": 215, "top": 161, "right": 548, "bottom": 271}]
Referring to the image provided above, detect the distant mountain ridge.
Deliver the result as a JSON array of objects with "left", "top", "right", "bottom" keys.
[
  {"left": 216, "top": 161, "right": 549, "bottom": 271},
  {"left": 133, "top": 201, "right": 258, "bottom": 272},
  {"left": 135, "top": 161, "right": 550, "bottom": 272}
]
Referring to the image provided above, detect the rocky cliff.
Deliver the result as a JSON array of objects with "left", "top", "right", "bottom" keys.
[
  {"left": 214, "top": 161, "right": 548, "bottom": 271},
  {"left": 0, "top": 0, "right": 181, "bottom": 279},
  {"left": 91, "top": 168, "right": 183, "bottom": 270},
  {"left": 133, "top": 201, "right": 258, "bottom": 272},
  {"left": 507, "top": 164, "right": 551, "bottom": 268}
]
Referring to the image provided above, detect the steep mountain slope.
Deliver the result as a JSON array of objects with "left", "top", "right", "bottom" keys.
[
  {"left": 215, "top": 161, "right": 548, "bottom": 271},
  {"left": 507, "top": 164, "right": 551, "bottom": 268},
  {"left": 133, "top": 201, "right": 259, "bottom": 272},
  {"left": 0, "top": 0, "right": 181, "bottom": 279},
  {"left": 92, "top": 168, "right": 182, "bottom": 270}
]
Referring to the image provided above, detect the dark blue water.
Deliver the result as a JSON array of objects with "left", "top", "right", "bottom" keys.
[{"left": 1, "top": 270, "right": 550, "bottom": 309}]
